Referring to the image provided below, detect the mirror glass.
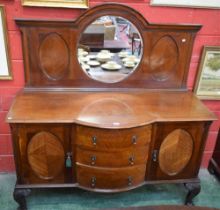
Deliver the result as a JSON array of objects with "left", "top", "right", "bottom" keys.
[{"left": 78, "top": 16, "right": 143, "bottom": 83}]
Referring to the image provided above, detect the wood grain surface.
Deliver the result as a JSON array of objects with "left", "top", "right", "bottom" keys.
[
  {"left": 75, "top": 125, "right": 151, "bottom": 148},
  {"left": 15, "top": 4, "right": 201, "bottom": 89},
  {"left": 27, "top": 131, "right": 65, "bottom": 180},
  {"left": 75, "top": 146, "right": 149, "bottom": 167},
  {"left": 7, "top": 91, "right": 216, "bottom": 127},
  {"left": 76, "top": 163, "right": 146, "bottom": 191},
  {"left": 158, "top": 129, "right": 193, "bottom": 176}
]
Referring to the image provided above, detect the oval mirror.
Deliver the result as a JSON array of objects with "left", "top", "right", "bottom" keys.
[{"left": 78, "top": 16, "right": 143, "bottom": 83}]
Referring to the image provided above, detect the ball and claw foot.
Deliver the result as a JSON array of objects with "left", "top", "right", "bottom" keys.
[
  {"left": 184, "top": 182, "right": 201, "bottom": 206},
  {"left": 13, "top": 188, "right": 31, "bottom": 210}
]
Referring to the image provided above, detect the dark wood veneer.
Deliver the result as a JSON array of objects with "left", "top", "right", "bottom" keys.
[
  {"left": 147, "top": 122, "right": 208, "bottom": 181},
  {"left": 7, "top": 3, "right": 216, "bottom": 210},
  {"left": 16, "top": 3, "right": 201, "bottom": 89}
]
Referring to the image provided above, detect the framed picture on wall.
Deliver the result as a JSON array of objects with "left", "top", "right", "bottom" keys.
[
  {"left": 0, "top": 5, "right": 12, "bottom": 80},
  {"left": 194, "top": 46, "right": 220, "bottom": 100},
  {"left": 151, "top": 0, "right": 220, "bottom": 9},
  {"left": 22, "top": 0, "right": 88, "bottom": 8}
]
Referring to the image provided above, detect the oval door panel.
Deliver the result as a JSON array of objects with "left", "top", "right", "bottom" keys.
[
  {"left": 150, "top": 35, "right": 178, "bottom": 81},
  {"left": 159, "top": 129, "right": 193, "bottom": 176},
  {"left": 39, "top": 33, "right": 69, "bottom": 80},
  {"left": 27, "top": 131, "right": 65, "bottom": 180}
]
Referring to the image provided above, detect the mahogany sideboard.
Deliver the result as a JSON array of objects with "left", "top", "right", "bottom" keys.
[{"left": 6, "top": 3, "right": 216, "bottom": 210}]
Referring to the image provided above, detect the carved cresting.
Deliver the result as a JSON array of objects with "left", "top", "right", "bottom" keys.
[
  {"left": 15, "top": 3, "right": 201, "bottom": 88},
  {"left": 150, "top": 35, "right": 179, "bottom": 81},
  {"left": 27, "top": 131, "right": 65, "bottom": 180},
  {"left": 39, "top": 32, "right": 70, "bottom": 80}
]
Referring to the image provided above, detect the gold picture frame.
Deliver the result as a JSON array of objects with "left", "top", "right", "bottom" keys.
[
  {"left": 22, "top": 0, "right": 89, "bottom": 9},
  {"left": 194, "top": 46, "right": 220, "bottom": 100},
  {"left": 0, "top": 5, "right": 12, "bottom": 80}
]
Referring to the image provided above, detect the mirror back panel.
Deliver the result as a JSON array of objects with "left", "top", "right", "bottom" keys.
[{"left": 16, "top": 4, "right": 201, "bottom": 90}]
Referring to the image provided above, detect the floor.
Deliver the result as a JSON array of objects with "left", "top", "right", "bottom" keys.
[{"left": 0, "top": 169, "right": 220, "bottom": 210}]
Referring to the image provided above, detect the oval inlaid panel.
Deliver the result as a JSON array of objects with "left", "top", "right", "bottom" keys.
[
  {"left": 39, "top": 33, "right": 69, "bottom": 80},
  {"left": 27, "top": 131, "right": 64, "bottom": 180},
  {"left": 150, "top": 35, "right": 178, "bottom": 81},
  {"left": 159, "top": 129, "right": 193, "bottom": 176}
]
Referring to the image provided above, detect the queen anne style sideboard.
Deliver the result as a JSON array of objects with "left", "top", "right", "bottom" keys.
[{"left": 7, "top": 4, "right": 216, "bottom": 210}]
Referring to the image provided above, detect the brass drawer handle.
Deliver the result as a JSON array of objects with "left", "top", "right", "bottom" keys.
[
  {"left": 91, "top": 155, "right": 96, "bottom": 165},
  {"left": 132, "top": 135, "right": 137, "bottom": 144},
  {"left": 91, "top": 176, "right": 96, "bottom": 188},
  {"left": 129, "top": 156, "right": 135, "bottom": 165},
  {"left": 128, "top": 176, "right": 132, "bottom": 186},
  {"left": 92, "top": 136, "right": 97, "bottom": 145}
]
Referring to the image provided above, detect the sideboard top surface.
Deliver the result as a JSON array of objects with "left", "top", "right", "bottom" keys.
[{"left": 7, "top": 91, "right": 216, "bottom": 128}]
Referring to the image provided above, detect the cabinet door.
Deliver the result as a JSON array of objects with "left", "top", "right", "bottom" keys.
[
  {"left": 147, "top": 122, "right": 208, "bottom": 180},
  {"left": 12, "top": 124, "right": 71, "bottom": 184}
]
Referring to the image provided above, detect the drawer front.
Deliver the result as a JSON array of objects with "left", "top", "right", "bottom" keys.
[
  {"left": 76, "top": 146, "right": 149, "bottom": 167},
  {"left": 75, "top": 125, "right": 151, "bottom": 149},
  {"left": 76, "top": 163, "right": 146, "bottom": 190}
]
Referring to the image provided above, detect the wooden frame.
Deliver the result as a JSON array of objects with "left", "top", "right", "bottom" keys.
[
  {"left": 194, "top": 46, "right": 220, "bottom": 100},
  {"left": 15, "top": 3, "right": 201, "bottom": 89},
  {"left": 0, "top": 5, "right": 12, "bottom": 80},
  {"left": 150, "top": 0, "right": 220, "bottom": 9},
  {"left": 22, "top": 0, "right": 89, "bottom": 9}
]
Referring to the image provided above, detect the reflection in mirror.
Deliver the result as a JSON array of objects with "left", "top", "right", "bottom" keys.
[{"left": 78, "top": 16, "right": 143, "bottom": 83}]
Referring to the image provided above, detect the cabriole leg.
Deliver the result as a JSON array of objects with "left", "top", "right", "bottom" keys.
[
  {"left": 13, "top": 188, "right": 31, "bottom": 210},
  {"left": 184, "top": 182, "right": 201, "bottom": 206}
]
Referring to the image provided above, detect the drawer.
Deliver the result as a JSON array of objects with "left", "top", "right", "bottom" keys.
[
  {"left": 76, "top": 146, "right": 149, "bottom": 167},
  {"left": 74, "top": 125, "right": 151, "bottom": 149},
  {"left": 76, "top": 163, "right": 146, "bottom": 190}
]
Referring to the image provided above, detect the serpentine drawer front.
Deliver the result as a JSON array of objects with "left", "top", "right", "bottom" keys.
[
  {"left": 75, "top": 146, "right": 149, "bottom": 167},
  {"left": 75, "top": 125, "right": 152, "bottom": 149},
  {"left": 76, "top": 163, "right": 146, "bottom": 190},
  {"left": 74, "top": 125, "right": 151, "bottom": 190}
]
